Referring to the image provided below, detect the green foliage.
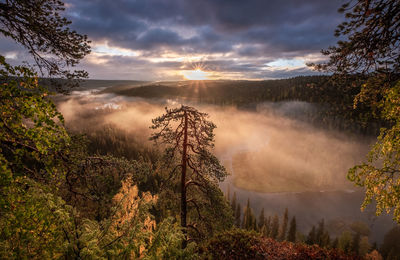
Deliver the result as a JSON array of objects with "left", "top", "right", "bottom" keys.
[
  {"left": 0, "top": 56, "right": 70, "bottom": 182},
  {"left": 311, "top": 0, "right": 400, "bottom": 223},
  {"left": 0, "top": 57, "right": 74, "bottom": 257},
  {"left": 348, "top": 81, "right": 400, "bottom": 222},
  {"left": 0, "top": 178, "right": 73, "bottom": 259}
]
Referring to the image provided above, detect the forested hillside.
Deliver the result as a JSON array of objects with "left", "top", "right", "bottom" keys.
[{"left": 102, "top": 75, "right": 392, "bottom": 135}]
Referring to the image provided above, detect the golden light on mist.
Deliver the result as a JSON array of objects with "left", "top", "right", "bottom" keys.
[{"left": 182, "top": 68, "right": 209, "bottom": 80}]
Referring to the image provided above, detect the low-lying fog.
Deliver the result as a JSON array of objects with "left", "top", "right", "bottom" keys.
[{"left": 55, "top": 86, "right": 395, "bottom": 242}]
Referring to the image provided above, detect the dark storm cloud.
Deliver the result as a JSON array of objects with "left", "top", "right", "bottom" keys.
[
  {"left": 66, "top": 0, "right": 345, "bottom": 55},
  {"left": 0, "top": 0, "right": 347, "bottom": 79}
]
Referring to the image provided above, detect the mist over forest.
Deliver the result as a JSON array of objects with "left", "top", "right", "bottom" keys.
[{"left": 54, "top": 79, "right": 395, "bottom": 243}]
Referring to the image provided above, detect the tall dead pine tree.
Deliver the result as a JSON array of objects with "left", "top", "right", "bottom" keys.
[{"left": 150, "top": 105, "right": 227, "bottom": 248}]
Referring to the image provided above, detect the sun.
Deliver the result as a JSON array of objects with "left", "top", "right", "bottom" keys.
[{"left": 182, "top": 68, "right": 209, "bottom": 80}]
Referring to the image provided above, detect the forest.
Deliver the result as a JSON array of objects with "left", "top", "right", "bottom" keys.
[{"left": 1, "top": 0, "right": 400, "bottom": 259}]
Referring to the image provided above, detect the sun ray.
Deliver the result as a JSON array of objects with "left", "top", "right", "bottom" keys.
[{"left": 181, "top": 61, "right": 211, "bottom": 80}]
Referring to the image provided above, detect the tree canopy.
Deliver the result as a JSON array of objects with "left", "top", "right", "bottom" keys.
[
  {"left": 313, "top": 0, "right": 400, "bottom": 222},
  {"left": 0, "top": 0, "right": 90, "bottom": 83}
]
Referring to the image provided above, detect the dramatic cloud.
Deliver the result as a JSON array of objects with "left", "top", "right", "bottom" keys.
[{"left": 1, "top": 0, "right": 348, "bottom": 80}]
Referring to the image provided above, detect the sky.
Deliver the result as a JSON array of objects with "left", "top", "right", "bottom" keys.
[{"left": 1, "top": 0, "right": 347, "bottom": 81}]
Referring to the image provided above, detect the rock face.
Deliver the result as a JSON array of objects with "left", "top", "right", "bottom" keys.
[{"left": 203, "top": 229, "right": 360, "bottom": 260}]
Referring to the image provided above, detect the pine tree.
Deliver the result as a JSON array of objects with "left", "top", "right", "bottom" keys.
[
  {"left": 265, "top": 216, "right": 271, "bottom": 237},
  {"left": 0, "top": 0, "right": 90, "bottom": 81},
  {"left": 270, "top": 214, "right": 279, "bottom": 239},
  {"left": 235, "top": 203, "right": 241, "bottom": 227},
  {"left": 242, "top": 198, "right": 255, "bottom": 230},
  {"left": 316, "top": 219, "right": 325, "bottom": 246},
  {"left": 258, "top": 208, "right": 265, "bottom": 230},
  {"left": 253, "top": 217, "right": 257, "bottom": 231},
  {"left": 278, "top": 208, "right": 288, "bottom": 241},
  {"left": 306, "top": 226, "right": 316, "bottom": 245},
  {"left": 287, "top": 216, "right": 297, "bottom": 242},
  {"left": 150, "top": 105, "right": 228, "bottom": 248}
]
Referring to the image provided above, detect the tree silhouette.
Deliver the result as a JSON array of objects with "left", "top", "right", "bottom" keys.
[
  {"left": 0, "top": 0, "right": 90, "bottom": 82},
  {"left": 278, "top": 208, "right": 288, "bottom": 241},
  {"left": 150, "top": 105, "right": 227, "bottom": 248},
  {"left": 287, "top": 216, "right": 297, "bottom": 242},
  {"left": 270, "top": 214, "right": 279, "bottom": 239}
]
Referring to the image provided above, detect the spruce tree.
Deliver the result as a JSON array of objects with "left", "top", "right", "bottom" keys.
[
  {"left": 306, "top": 226, "right": 316, "bottom": 245},
  {"left": 270, "top": 214, "right": 279, "bottom": 239},
  {"left": 258, "top": 208, "right": 265, "bottom": 230},
  {"left": 265, "top": 216, "right": 271, "bottom": 237},
  {"left": 242, "top": 198, "right": 255, "bottom": 230},
  {"left": 287, "top": 216, "right": 297, "bottom": 242},
  {"left": 278, "top": 208, "right": 288, "bottom": 241},
  {"left": 235, "top": 203, "right": 241, "bottom": 227},
  {"left": 316, "top": 219, "right": 325, "bottom": 246}
]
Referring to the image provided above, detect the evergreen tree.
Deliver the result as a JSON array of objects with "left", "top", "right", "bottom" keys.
[
  {"left": 278, "top": 208, "right": 288, "bottom": 241},
  {"left": 235, "top": 203, "right": 241, "bottom": 227},
  {"left": 265, "top": 216, "right": 271, "bottom": 237},
  {"left": 0, "top": 0, "right": 90, "bottom": 81},
  {"left": 258, "top": 208, "right": 265, "bottom": 230},
  {"left": 287, "top": 216, "right": 297, "bottom": 242},
  {"left": 306, "top": 226, "right": 316, "bottom": 245},
  {"left": 270, "top": 214, "right": 279, "bottom": 239},
  {"left": 316, "top": 219, "right": 325, "bottom": 246},
  {"left": 150, "top": 105, "right": 228, "bottom": 248},
  {"left": 242, "top": 198, "right": 255, "bottom": 230}
]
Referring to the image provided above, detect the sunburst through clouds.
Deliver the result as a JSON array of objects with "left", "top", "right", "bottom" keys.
[{"left": 181, "top": 62, "right": 213, "bottom": 80}]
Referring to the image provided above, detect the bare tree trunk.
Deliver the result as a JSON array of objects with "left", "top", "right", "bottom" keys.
[{"left": 181, "top": 110, "right": 188, "bottom": 249}]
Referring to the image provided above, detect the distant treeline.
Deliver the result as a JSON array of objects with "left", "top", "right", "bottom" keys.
[
  {"left": 102, "top": 75, "right": 392, "bottom": 135},
  {"left": 226, "top": 190, "right": 400, "bottom": 259}
]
